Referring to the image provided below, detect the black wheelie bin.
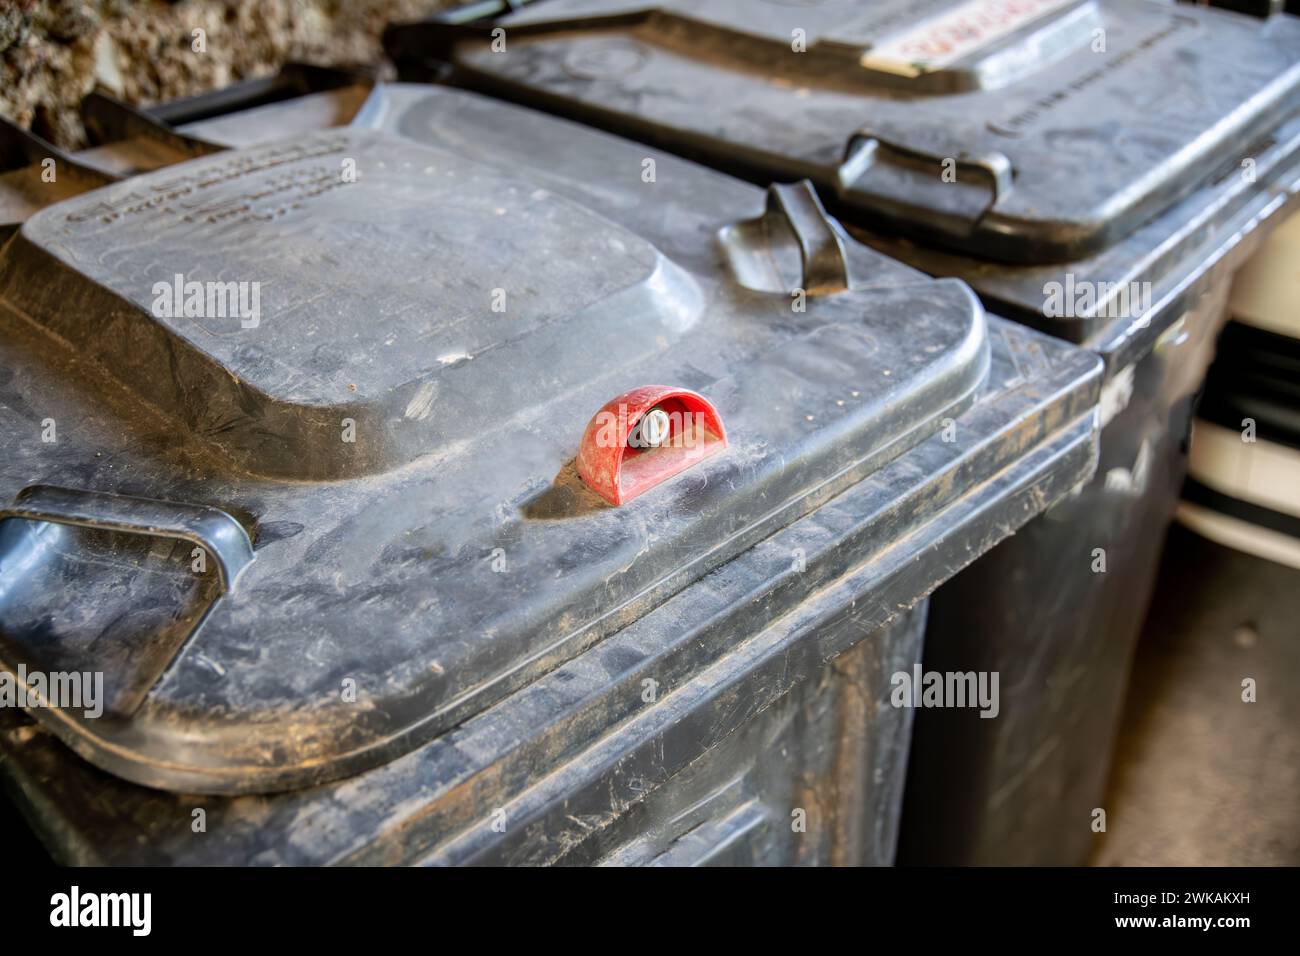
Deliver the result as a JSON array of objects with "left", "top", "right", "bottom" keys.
[
  {"left": 0, "top": 79, "right": 1101, "bottom": 865},
  {"left": 382, "top": 0, "right": 1300, "bottom": 863}
]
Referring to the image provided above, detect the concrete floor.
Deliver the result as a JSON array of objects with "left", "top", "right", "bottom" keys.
[{"left": 1093, "top": 524, "right": 1300, "bottom": 865}]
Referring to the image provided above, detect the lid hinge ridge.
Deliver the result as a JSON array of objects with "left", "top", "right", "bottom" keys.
[
  {"left": 148, "top": 62, "right": 377, "bottom": 128},
  {"left": 80, "top": 91, "right": 227, "bottom": 161},
  {"left": 0, "top": 115, "right": 121, "bottom": 188}
]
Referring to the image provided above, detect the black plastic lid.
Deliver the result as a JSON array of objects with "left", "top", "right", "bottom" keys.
[
  {"left": 0, "top": 87, "right": 991, "bottom": 793},
  {"left": 411, "top": 0, "right": 1300, "bottom": 263}
]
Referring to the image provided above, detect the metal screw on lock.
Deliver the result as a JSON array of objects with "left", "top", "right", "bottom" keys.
[{"left": 628, "top": 407, "right": 671, "bottom": 449}]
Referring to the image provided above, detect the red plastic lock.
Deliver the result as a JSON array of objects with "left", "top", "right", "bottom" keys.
[{"left": 576, "top": 386, "right": 727, "bottom": 506}]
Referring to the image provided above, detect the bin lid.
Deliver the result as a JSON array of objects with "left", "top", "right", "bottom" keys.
[
  {"left": 429, "top": 0, "right": 1300, "bottom": 263},
  {"left": 0, "top": 88, "right": 990, "bottom": 793}
]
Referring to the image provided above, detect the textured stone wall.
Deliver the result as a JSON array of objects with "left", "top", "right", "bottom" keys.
[{"left": 1, "top": 0, "right": 452, "bottom": 148}]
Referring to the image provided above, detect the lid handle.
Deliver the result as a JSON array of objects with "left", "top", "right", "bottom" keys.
[
  {"left": 764, "top": 181, "right": 852, "bottom": 294},
  {"left": 0, "top": 485, "right": 255, "bottom": 592},
  {"left": 838, "top": 133, "right": 1014, "bottom": 212},
  {"left": 717, "top": 179, "right": 855, "bottom": 295}
]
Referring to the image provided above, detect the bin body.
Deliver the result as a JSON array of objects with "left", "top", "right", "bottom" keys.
[
  {"left": 860, "top": 119, "right": 1300, "bottom": 862},
  {"left": 391, "top": 0, "right": 1300, "bottom": 862},
  {"left": 0, "top": 83, "right": 1102, "bottom": 864},
  {"left": 2, "top": 608, "right": 928, "bottom": 866},
  {"left": 902, "top": 278, "right": 1229, "bottom": 864}
]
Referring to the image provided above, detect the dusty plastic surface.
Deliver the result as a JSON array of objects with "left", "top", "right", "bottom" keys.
[
  {"left": 0, "top": 65, "right": 377, "bottom": 225},
  {"left": 379, "top": 0, "right": 1300, "bottom": 868},
  {"left": 391, "top": 0, "right": 1300, "bottom": 265},
  {"left": 1, "top": 608, "right": 931, "bottom": 865},
  {"left": 0, "top": 81, "right": 1109, "bottom": 800},
  {"left": 0, "top": 287, "right": 1100, "bottom": 863}
]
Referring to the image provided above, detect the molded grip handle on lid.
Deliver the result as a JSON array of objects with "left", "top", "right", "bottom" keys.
[
  {"left": 576, "top": 386, "right": 727, "bottom": 506},
  {"left": 764, "top": 181, "right": 852, "bottom": 294},
  {"left": 0, "top": 485, "right": 255, "bottom": 591},
  {"left": 839, "top": 133, "right": 1014, "bottom": 208}
]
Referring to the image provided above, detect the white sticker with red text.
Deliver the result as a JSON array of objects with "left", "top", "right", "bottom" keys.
[{"left": 860, "top": 0, "right": 1079, "bottom": 77}]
